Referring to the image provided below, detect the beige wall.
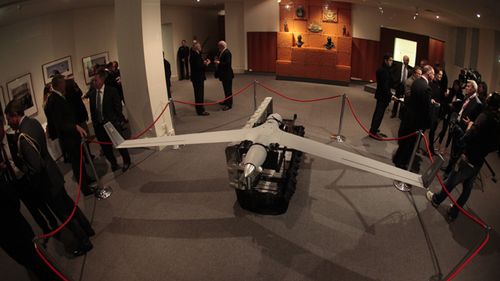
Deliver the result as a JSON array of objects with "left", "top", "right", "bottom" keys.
[
  {"left": 224, "top": 1, "right": 245, "bottom": 73},
  {"left": 0, "top": 5, "right": 115, "bottom": 124}
]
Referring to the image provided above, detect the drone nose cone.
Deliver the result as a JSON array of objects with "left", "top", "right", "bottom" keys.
[{"left": 244, "top": 163, "right": 256, "bottom": 178}]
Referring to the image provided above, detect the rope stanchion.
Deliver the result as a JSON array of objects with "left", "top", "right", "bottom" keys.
[
  {"left": 256, "top": 81, "right": 342, "bottom": 102},
  {"left": 421, "top": 134, "right": 491, "bottom": 281},
  {"left": 173, "top": 81, "right": 253, "bottom": 106},
  {"left": 331, "top": 93, "right": 347, "bottom": 143}
]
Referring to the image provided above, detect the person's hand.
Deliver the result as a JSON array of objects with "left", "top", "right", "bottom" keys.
[
  {"left": 391, "top": 95, "right": 398, "bottom": 101},
  {"left": 214, "top": 59, "right": 220, "bottom": 65},
  {"left": 76, "top": 125, "right": 88, "bottom": 138}
]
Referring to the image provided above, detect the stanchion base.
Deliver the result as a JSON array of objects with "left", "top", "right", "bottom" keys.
[
  {"left": 393, "top": 180, "right": 412, "bottom": 192},
  {"left": 330, "top": 135, "right": 346, "bottom": 143},
  {"left": 95, "top": 186, "right": 113, "bottom": 200}
]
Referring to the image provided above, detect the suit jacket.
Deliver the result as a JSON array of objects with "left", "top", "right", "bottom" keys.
[
  {"left": 458, "top": 94, "right": 483, "bottom": 130},
  {"left": 65, "top": 79, "right": 89, "bottom": 124},
  {"left": 400, "top": 77, "right": 432, "bottom": 132},
  {"left": 88, "top": 85, "right": 126, "bottom": 128},
  {"left": 189, "top": 50, "right": 206, "bottom": 83},
  {"left": 375, "top": 65, "right": 393, "bottom": 102},
  {"left": 391, "top": 62, "right": 413, "bottom": 87},
  {"left": 215, "top": 49, "right": 234, "bottom": 81},
  {"left": 44, "top": 91, "right": 79, "bottom": 140},
  {"left": 16, "top": 117, "right": 65, "bottom": 195}
]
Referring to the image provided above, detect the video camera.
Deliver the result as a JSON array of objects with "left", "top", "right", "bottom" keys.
[{"left": 459, "top": 68, "right": 482, "bottom": 85}]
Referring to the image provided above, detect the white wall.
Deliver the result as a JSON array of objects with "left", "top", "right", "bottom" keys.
[
  {"left": 224, "top": 1, "right": 245, "bottom": 73},
  {"left": 0, "top": 6, "right": 115, "bottom": 124}
]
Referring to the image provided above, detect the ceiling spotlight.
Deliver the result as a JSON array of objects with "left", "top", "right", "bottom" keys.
[
  {"left": 285, "top": 4, "right": 291, "bottom": 10},
  {"left": 277, "top": 0, "right": 281, "bottom": 3},
  {"left": 476, "top": 13, "right": 481, "bottom": 18},
  {"left": 196, "top": 0, "right": 200, "bottom": 2},
  {"left": 435, "top": 15, "right": 439, "bottom": 19}
]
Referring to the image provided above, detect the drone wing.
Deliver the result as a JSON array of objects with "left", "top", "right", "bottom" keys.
[
  {"left": 104, "top": 122, "right": 254, "bottom": 149},
  {"left": 277, "top": 131, "right": 425, "bottom": 188}
]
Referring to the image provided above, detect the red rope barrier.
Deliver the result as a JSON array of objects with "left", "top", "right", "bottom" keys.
[
  {"left": 256, "top": 81, "right": 342, "bottom": 102},
  {"left": 344, "top": 96, "right": 418, "bottom": 141},
  {"left": 33, "top": 143, "right": 84, "bottom": 280},
  {"left": 421, "top": 134, "right": 490, "bottom": 280},
  {"left": 173, "top": 82, "right": 253, "bottom": 106}
]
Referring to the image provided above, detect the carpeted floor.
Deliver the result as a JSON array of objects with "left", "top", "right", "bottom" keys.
[{"left": 2, "top": 73, "right": 499, "bottom": 281}]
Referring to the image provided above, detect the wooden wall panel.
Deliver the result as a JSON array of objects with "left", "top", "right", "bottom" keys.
[
  {"left": 351, "top": 37, "right": 380, "bottom": 81},
  {"left": 428, "top": 38, "right": 445, "bottom": 67},
  {"left": 247, "top": 32, "right": 277, "bottom": 73},
  {"left": 276, "top": 0, "right": 352, "bottom": 83}
]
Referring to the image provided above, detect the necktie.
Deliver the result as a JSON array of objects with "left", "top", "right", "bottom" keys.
[
  {"left": 401, "top": 65, "right": 407, "bottom": 83},
  {"left": 96, "top": 90, "right": 103, "bottom": 122}
]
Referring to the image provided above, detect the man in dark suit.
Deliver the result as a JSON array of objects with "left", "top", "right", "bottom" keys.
[
  {"left": 369, "top": 53, "right": 394, "bottom": 139},
  {"left": 45, "top": 75, "right": 94, "bottom": 196},
  {"left": 163, "top": 52, "right": 176, "bottom": 116},
  {"left": 190, "top": 42, "right": 210, "bottom": 116},
  {"left": 390, "top": 55, "right": 413, "bottom": 118},
  {"left": 89, "top": 69, "right": 131, "bottom": 172},
  {"left": 177, "top": 40, "right": 190, "bottom": 80},
  {"left": 442, "top": 80, "right": 484, "bottom": 176},
  {"left": 5, "top": 99, "right": 95, "bottom": 257},
  {"left": 214, "top": 40, "right": 235, "bottom": 111},
  {"left": 393, "top": 65, "right": 434, "bottom": 172}
]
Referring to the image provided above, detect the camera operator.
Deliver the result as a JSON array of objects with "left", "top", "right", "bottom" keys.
[
  {"left": 442, "top": 80, "right": 483, "bottom": 177},
  {"left": 437, "top": 80, "right": 463, "bottom": 152},
  {"left": 427, "top": 92, "right": 500, "bottom": 221}
]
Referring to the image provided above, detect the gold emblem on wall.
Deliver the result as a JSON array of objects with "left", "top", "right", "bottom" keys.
[{"left": 323, "top": 8, "right": 338, "bottom": 23}]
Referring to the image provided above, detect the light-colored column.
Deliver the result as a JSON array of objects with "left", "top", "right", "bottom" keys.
[
  {"left": 115, "top": 0, "right": 174, "bottom": 142},
  {"left": 224, "top": 1, "right": 245, "bottom": 73}
]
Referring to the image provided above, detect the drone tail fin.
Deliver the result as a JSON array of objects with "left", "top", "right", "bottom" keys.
[{"left": 103, "top": 122, "right": 125, "bottom": 148}]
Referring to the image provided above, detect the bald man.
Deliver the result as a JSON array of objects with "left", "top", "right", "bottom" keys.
[
  {"left": 214, "top": 40, "right": 234, "bottom": 111},
  {"left": 391, "top": 55, "right": 413, "bottom": 118}
]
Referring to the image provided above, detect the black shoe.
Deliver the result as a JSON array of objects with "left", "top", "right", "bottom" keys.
[
  {"left": 111, "top": 164, "right": 120, "bottom": 172},
  {"left": 122, "top": 162, "right": 131, "bottom": 172},
  {"left": 369, "top": 133, "right": 382, "bottom": 140},
  {"left": 73, "top": 241, "right": 93, "bottom": 257},
  {"left": 87, "top": 228, "right": 96, "bottom": 237},
  {"left": 82, "top": 188, "right": 94, "bottom": 197},
  {"left": 222, "top": 105, "right": 232, "bottom": 111},
  {"left": 426, "top": 191, "right": 439, "bottom": 208},
  {"left": 446, "top": 205, "right": 459, "bottom": 222},
  {"left": 197, "top": 111, "right": 210, "bottom": 116}
]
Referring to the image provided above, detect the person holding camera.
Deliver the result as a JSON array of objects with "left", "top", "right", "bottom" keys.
[
  {"left": 427, "top": 92, "right": 500, "bottom": 221},
  {"left": 89, "top": 69, "right": 131, "bottom": 172},
  {"left": 442, "top": 80, "right": 483, "bottom": 177}
]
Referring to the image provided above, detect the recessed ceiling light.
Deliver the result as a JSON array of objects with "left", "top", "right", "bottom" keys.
[
  {"left": 436, "top": 15, "right": 439, "bottom": 19},
  {"left": 476, "top": 13, "right": 481, "bottom": 18}
]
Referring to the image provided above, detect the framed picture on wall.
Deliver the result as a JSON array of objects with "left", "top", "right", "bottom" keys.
[
  {"left": 82, "top": 52, "right": 109, "bottom": 84},
  {"left": 322, "top": 8, "right": 338, "bottom": 23},
  {"left": 6, "top": 73, "right": 38, "bottom": 117},
  {"left": 42, "top": 56, "right": 73, "bottom": 84},
  {"left": 0, "top": 86, "right": 6, "bottom": 123}
]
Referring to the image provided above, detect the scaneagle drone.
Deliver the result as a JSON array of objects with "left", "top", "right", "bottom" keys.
[{"left": 105, "top": 97, "right": 441, "bottom": 214}]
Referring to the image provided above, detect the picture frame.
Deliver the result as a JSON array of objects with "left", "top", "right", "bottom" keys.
[
  {"left": 82, "top": 52, "right": 109, "bottom": 84},
  {"left": 6, "top": 73, "right": 38, "bottom": 117},
  {"left": 42, "top": 56, "right": 73, "bottom": 84},
  {"left": 322, "top": 8, "right": 338, "bottom": 23},
  {"left": 0, "top": 86, "right": 6, "bottom": 123},
  {"left": 294, "top": 5, "right": 308, "bottom": 20}
]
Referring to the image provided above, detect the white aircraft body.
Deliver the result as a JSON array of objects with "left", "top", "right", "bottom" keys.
[{"left": 105, "top": 97, "right": 440, "bottom": 188}]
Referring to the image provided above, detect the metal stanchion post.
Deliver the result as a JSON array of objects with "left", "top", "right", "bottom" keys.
[
  {"left": 253, "top": 80, "right": 257, "bottom": 111},
  {"left": 82, "top": 140, "right": 112, "bottom": 200},
  {"left": 169, "top": 97, "right": 176, "bottom": 116},
  {"left": 394, "top": 130, "right": 422, "bottom": 192},
  {"left": 331, "top": 94, "right": 346, "bottom": 142}
]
